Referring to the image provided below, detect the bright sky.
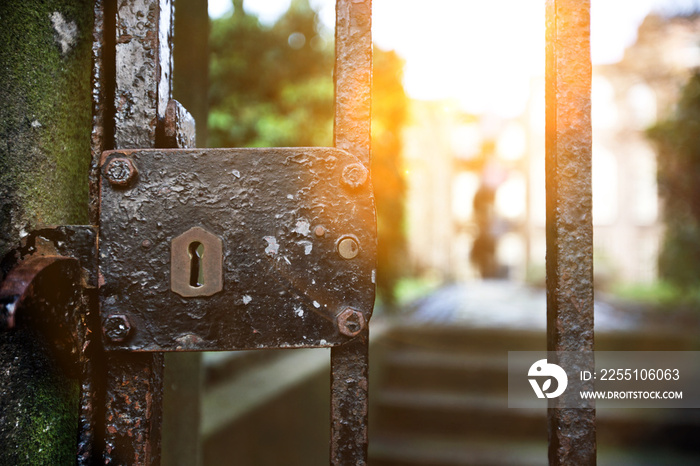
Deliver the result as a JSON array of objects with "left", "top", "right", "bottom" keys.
[{"left": 209, "top": 0, "right": 699, "bottom": 117}]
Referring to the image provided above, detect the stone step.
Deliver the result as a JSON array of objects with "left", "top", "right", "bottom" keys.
[
  {"left": 370, "top": 434, "right": 546, "bottom": 466},
  {"left": 369, "top": 432, "right": 700, "bottom": 466},
  {"left": 374, "top": 389, "right": 545, "bottom": 442},
  {"left": 378, "top": 350, "right": 509, "bottom": 394},
  {"left": 373, "top": 388, "right": 700, "bottom": 450},
  {"left": 371, "top": 325, "right": 700, "bottom": 464}
]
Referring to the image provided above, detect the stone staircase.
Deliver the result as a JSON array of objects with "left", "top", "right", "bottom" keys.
[{"left": 369, "top": 324, "right": 700, "bottom": 466}]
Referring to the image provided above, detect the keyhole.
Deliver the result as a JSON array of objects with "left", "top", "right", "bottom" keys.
[{"left": 189, "top": 241, "right": 205, "bottom": 287}]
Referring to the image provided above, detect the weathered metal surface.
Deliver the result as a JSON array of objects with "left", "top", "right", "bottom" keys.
[
  {"left": 330, "top": 2, "right": 372, "bottom": 465},
  {"left": 114, "top": 0, "right": 172, "bottom": 149},
  {"left": 104, "top": 352, "right": 164, "bottom": 464},
  {"left": 101, "top": 1, "right": 174, "bottom": 463},
  {"left": 99, "top": 147, "right": 376, "bottom": 351},
  {"left": 330, "top": 329, "right": 369, "bottom": 465},
  {"left": 90, "top": 0, "right": 109, "bottom": 225},
  {"left": 334, "top": 0, "right": 372, "bottom": 167},
  {"left": 545, "top": 0, "right": 596, "bottom": 464},
  {"left": 162, "top": 99, "right": 196, "bottom": 149},
  {"left": 95, "top": 0, "right": 374, "bottom": 463}
]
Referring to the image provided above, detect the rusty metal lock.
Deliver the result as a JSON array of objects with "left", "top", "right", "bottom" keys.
[{"left": 98, "top": 147, "right": 376, "bottom": 351}]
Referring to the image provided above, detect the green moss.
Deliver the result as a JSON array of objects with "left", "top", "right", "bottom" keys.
[
  {"left": 0, "top": 329, "right": 80, "bottom": 464},
  {"left": 0, "top": 1, "right": 93, "bottom": 460},
  {"left": 612, "top": 281, "right": 700, "bottom": 311},
  {"left": 0, "top": 0, "right": 93, "bottom": 257}
]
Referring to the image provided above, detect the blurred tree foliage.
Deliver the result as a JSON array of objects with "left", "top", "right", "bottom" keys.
[
  {"left": 209, "top": 0, "right": 408, "bottom": 307},
  {"left": 648, "top": 71, "right": 700, "bottom": 290},
  {"left": 209, "top": 0, "right": 334, "bottom": 147}
]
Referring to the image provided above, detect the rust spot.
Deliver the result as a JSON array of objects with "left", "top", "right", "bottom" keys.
[
  {"left": 337, "top": 307, "right": 366, "bottom": 338},
  {"left": 116, "top": 34, "right": 133, "bottom": 44}
]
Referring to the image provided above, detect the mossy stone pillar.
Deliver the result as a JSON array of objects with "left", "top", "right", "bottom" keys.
[{"left": 0, "top": 0, "right": 93, "bottom": 462}]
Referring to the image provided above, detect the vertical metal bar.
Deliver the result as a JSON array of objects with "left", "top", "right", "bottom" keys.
[
  {"left": 102, "top": 0, "right": 173, "bottom": 463},
  {"left": 331, "top": 1, "right": 372, "bottom": 464},
  {"left": 330, "top": 331, "right": 370, "bottom": 465},
  {"left": 90, "top": 0, "right": 107, "bottom": 226},
  {"left": 545, "top": 1, "right": 596, "bottom": 465},
  {"left": 104, "top": 353, "right": 165, "bottom": 464},
  {"left": 334, "top": 0, "right": 372, "bottom": 166},
  {"left": 113, "top": 0, "right": 173, "bottom": 149}
]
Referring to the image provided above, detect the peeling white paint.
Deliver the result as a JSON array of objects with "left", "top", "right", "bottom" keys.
[
  {"left": 50, "top": 12, "right": 78, "bottom": 55},
  {"left": 232, "top": 169, "right": 241, "bottom": 178},
  {"left": 300, "top": 240, "right": 313, "bottom": 255},
  {"left": 31, "top": 120, "right": 42, "bottom": 128},
  {"left": 284, "top": 256, "right": 291, "bottom": 265},
  {"left": 313, "top": 301, "right": 321, "bottom": 308},
  {"left": 294, "top": 306, "right": 304, "bottom": 318},
  {"left": 287, "top": 194, "right": 294, "bottom": 200},
  {"left": 242, "top": 295, "right": 252, "bottom": 304},
  {"left": 320, "top": 339, "right": 328, "bottom": 345},
  {"left": 293, "top": 219, "right": 310, "bottom": 236},
  {"left": 371, "top": 269, "right": 377, "bottom": 284},
  {"left": 263, "top": 236, "right": 279, "bottom": 255}
]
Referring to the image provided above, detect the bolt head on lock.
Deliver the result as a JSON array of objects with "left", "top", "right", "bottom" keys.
[
  {"left": 104, "top": 314, "right": 132, "bottom": 342},
  {"left": 341, "top": 163, "right": 368, "bottom": 189},
  {"left": 337, "top": 307, "right": 366, "bottom": 337},
  {"left": 104, "top": 157, "right": 138, "bottom": 187},
  {"left": 337, "top": 236, "right": 360, "bottom": 260}
]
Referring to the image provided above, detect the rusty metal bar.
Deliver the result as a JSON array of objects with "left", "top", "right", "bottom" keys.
[
  {"left": 545, "top": 0, "right": 596, "bottom": 464},
  {"left": 330, "top": 330, "right": 369, "bottom": 464},
  {"left": 113, "top": 0, "right": 173, "bottom": 149},
  {"left": 334, "top": 0, "right": 372, "bottom": 167},
  {"left": 101, "top": 0, "right": 174, "bottom": 463},
  {"left": 331, "top": 0, "right": 373, "bottom": 464},
  {"left": 90, "top": 0, "right": 107, "bottom": 225}
]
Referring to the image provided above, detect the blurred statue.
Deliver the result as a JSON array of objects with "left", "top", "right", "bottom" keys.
[{"left": 470, "top": 183, "right": 499, "bottom": 278}]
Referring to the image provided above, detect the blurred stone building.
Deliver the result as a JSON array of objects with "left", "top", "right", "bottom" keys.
[{"left": 405, "top": 13, "right": 700, "bottom": 286}]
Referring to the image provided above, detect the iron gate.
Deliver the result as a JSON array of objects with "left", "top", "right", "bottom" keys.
[{"left": 0, "top": 0, "right": 595, "bottom": 464}]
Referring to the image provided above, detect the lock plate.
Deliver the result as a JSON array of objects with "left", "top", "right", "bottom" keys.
[{"left": 99, "top": 148, "right": 376, "bottom": 351}]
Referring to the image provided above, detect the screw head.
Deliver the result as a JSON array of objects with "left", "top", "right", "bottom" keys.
[
  {"left": 337, "top": 308, "right": 366, "bottom": 337},
  {"left": 314, "top": 225, "right": 326, "bottom": 237},
  {"left": 341, "top": 163, "right": 368, "bottom": 189},
  {"left": 104, "top": 315, "right": 132, "bottom": 342},
  {"left": 104, "top": 157, "right": 137, "bottom": 187},
  {"left": 337, "top": 236, "right": 360, "bottom": 260}
]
